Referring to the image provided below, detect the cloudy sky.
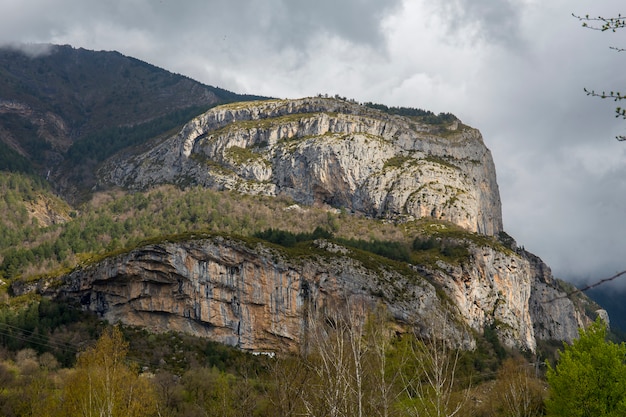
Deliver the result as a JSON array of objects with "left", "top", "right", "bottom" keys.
[{"left": 2, "top": 0, "right": 625, "bottom": 288}]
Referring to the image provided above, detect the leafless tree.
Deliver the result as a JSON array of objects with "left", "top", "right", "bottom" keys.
[
  {"left": 303, "top": 298, "right": 368, "bottom": 417},
  {"left": 363, "top": 304, "right": 404, "bottom": 417},
  {"left": 495, "top": 358, "right": 545, "bottom": 417},
  {"left": 398, "top": 323, "right": 470, "bottom": 417},
  {"left": 573, "top": 13, "right": 626, "bottom": 140}
]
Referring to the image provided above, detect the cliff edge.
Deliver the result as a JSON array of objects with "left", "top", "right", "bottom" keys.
[{"left": 100, "top": 97, "right": 503, "bottom": 235}]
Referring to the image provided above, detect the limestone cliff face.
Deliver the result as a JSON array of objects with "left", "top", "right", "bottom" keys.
[
  {"left": 19, "top": 97, "right": 592, "bottom": 353},
  {"left": 100, "top": 98, "right": 503, "bottom": 236},
  {"left": 525, "top": 251, "right": 590, "bottom": 342},
  {"left": 417, "top": 245, "right": 593, "bottom": 352},
  {"left": 40, "top": 237, "right": 463, "bottom": 352},
  {"left": 418, "top": 247, "right": 535, "bottom": 350},
  {"left": 17, "top": 236, "right": 592, "bottom": 353}
]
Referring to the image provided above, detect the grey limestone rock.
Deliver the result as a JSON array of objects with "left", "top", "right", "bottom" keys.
[{"left": 100, "top": 97, "right": 503, "bottom": 235}]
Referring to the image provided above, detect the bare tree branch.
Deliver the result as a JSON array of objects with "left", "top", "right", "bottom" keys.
[
  {"left": 399, "top": 319, "right": 470, "bottom": 417},
  {"left": 583, "top": 88, "right": 625, "bottom": 102},
  {"left": 572, "top": 13, "right": 626, "bottom": 32},
  {"left": 574, "top": 12, "right": 626, "bottom": 140}
]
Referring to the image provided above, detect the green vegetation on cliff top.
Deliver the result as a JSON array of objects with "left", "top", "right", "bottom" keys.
[{"left": 0, "top": 171, "right": 509, "bottom": 286}]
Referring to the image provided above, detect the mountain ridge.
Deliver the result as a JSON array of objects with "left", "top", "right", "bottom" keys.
[
  {"left": 101, "top": 97, "right": 503, "bottom": 235},
  {"left": 0, "top": 44, "right": 604, "bottom": 358},
  {"left": 0, "top": 43, "right": 266, "bottom": 200}
]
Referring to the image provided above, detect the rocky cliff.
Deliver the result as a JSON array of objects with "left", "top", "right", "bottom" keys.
[
  {"left": 16, "top": 233, "right": 594, "bottom": 353},
  {"left": 53, "top": 96, "right": 598, "bottom": 352},
  {"left": 100, "top": 97, "right": 503, "bottom": 236},
  {"left": 1, "top": 50, "right": 599, "bottom": 357}
]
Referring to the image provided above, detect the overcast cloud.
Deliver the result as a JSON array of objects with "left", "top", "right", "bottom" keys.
[{"left": 1, "top": 0, "right": 625, "bottom": 288}]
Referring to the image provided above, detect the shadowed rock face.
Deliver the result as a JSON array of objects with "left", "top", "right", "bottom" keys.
[
  {"left": 100, "top": 97, "right": 503, "bottom": 236},
  {"left": 15, "top": 236, "right": 590, "bottom": 353}
]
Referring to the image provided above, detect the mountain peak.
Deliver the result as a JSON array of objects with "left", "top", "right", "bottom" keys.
[{"left": 101, "top": 97, "right": 503, "bottom": 235}]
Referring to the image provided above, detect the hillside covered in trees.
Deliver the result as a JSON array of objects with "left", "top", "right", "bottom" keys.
[{"left": 0, "top": 45, "right": 620, "bottom": 416}]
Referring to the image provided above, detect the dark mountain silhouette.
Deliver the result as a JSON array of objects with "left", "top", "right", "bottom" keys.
[{"left": 0, "top": 44, "right": 264, "bottom": 200}]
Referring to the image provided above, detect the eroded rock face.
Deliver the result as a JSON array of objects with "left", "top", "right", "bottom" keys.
[
  {"left": 21, "top": 236, "right": 592, "bottom": 353},
  {"left": 525, "top": 251, "right": 589, "bottom": 342},
  {"left": 419, "top": 246, "right": 592, "bottom": 352},
  {"left": 100, "top": 98, "right": 503, "bottom": 235},
  {"left": 25, "top": 97, "right": 592, "bottom": 353},
  {"left": 420, "top": 248, "right": 535, "bottom": 350},
  {"left": 45, "top": 237, "right": 462, "bottom": 352}
]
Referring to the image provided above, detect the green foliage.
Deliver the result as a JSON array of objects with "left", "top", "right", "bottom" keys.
[
  {"left": 253, "top": 227, "right": 412, "bottom": 263},
  {"left": 0, "top": 142, "right": 35, "bottom": 175},
  {"left": 0, "top": 184, "right": 503, "bottom": 283},
  {"left": 383, "top": 155, "right": 412, "bottom": 169},
  {"left": 483, "top": 322, "right": 508, "bottom": 361},
  {"left": 253, "top": 226, "right": 333, "bottom": 247},
  {"left": 336, "top": 236, "right": 412, "bottom": 263},
  {"left": 210, "top": 110, "right": 319, "bottom": 141},
  {"left": 224, "top": 145, "right": 263, "bottom": 164},
  {"left": 0, "top": 171, "right": 49, "bottom": 202},
  {"left": 412, "top": 236, "right": 438, "bottom": 251},
  {"left": 0, "top": 173, "right": 70, "bottom": 268},
  {"left": 122, "top": 326, "right": 268, "bottom": 376},
  {"left": 0, "top": 113, "right": 52, "bottom": 167},
  {"left": 497, "top": 230, "right": 517, "bottom": 250},
  {"left": 412, "top": 235, "right": 470, "bottom": 265},
  {"left": 60, "top": 326, "right": 159, "bottom": 417},
  {"left": 424, "top": 155, "right": 460, "bottom": 170},
  {"left": 409, "top": 219, "right": 513, "bottom": 267},
  {"left": 545, "top": 319, "right": 626, "bottom": 417},
  {"left": 364, "top": 101, "right": 457, "bottom": 124},
  {"left": 0, "top": 185, "right": 325, "bottom": 279},
  {"left": 0, "top": 298, "right": 96, "bottom": 366},
  {"left": 453, "top": 324, "right": 511, "bottom": 384}
]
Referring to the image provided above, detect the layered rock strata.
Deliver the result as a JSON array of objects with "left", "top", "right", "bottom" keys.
[
  {"left": 100, "top": 98, "right": 503, "bottom": 235},
  {"left": 16, "top": 236, "right": 593, "bottom": 353}
]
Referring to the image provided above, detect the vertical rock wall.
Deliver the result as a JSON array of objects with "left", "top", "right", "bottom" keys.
[{"left": 20, "top": 237, "right": 592, "bottom": 354}]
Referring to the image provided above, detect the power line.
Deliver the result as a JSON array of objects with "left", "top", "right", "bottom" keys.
[
  {"left": 0, "top": 320, "right": 233, "bottom": 375},
  {"left": 547, "top": 269, "right": 626, "bottom": 302},
  {"left": 0, "top": 321, "right": 85, "bottom": 352}
]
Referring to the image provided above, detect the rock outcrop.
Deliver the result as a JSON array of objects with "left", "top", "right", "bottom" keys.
[
  {"left": 417, "top": 245, "right": 593, "bottom": 351},
  {"left": 17, "top": 234, "right": 593, "bottom": 353},
  {"left": 100, "top": 98, "right": 503, "bottom": 236},
  {"left": 525, "top": 251, "right": 591, "bottom": 342},
  {"left": 2, "top": 50, "right": 598, "bottom": 357},
  {"left": 38, "top": 237, "right": 464, "bottom": 352}
]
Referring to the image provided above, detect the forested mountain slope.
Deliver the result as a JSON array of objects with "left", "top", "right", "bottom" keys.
[
  {"left": 0, "top": 44, "right": 263, "bottom": 199},
  {"left": 0, "top": 45, "right": 604, "bottom": 361}
]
